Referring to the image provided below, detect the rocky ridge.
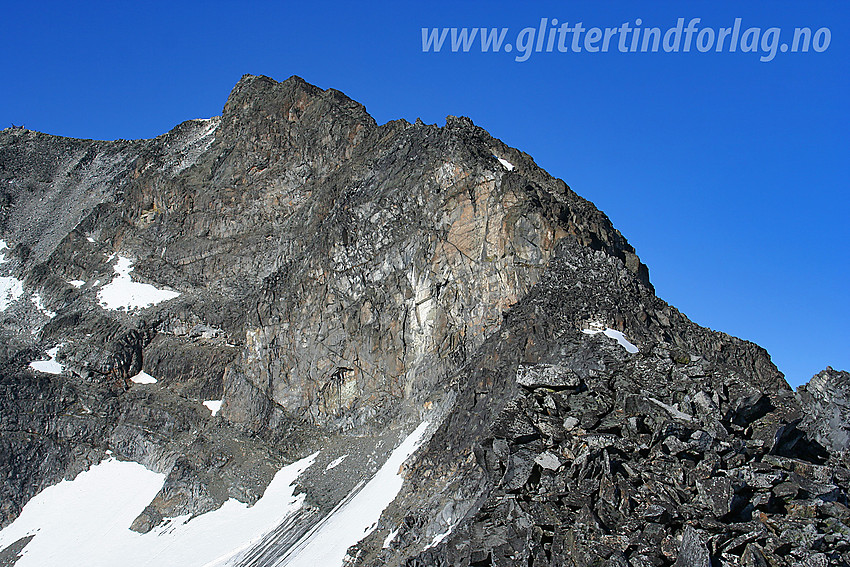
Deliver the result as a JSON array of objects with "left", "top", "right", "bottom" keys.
[{"left": 0, "top": 75, "right": 847, "bottom": 566}]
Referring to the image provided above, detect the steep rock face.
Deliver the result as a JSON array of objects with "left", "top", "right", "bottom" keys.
[
  {"left": 0, "top": 75, "right": 846, "bottom": 566},
  {"left": 3, "top": 74, "right": 656, "bottom": 435},
  {"left": 362, "top": 237, "right": 847, "bottom": 567}
]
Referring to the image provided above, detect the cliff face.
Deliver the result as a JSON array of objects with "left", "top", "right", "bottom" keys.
[{"left": 0, "top": 75, "right": 846, "bottom": 567}]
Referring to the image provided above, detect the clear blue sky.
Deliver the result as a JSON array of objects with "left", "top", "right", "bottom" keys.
[{"left": 2, "top": 1, "right": 847, "bottom": 387}]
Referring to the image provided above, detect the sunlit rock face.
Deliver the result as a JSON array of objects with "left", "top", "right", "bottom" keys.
[{"left": 1, "top": 75, "right": 846, "bottom": 567}]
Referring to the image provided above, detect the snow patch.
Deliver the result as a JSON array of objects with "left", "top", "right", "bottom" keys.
[
  {"left": 31, "top": 293, "right": 56, "bottom": 318},
  {"left": 98, "top": 256, "right": 180, "bottom": 311},
  {"left": 582, "top": 328, "right": 639, "bottom": 353},
  {"left": 276, "top": 422, "right": 431, "bottom": 567},
  {"left": 0, "top": 275, "right": 24, "bottom": 311},
  {"left": 69, "top": 280, "right": 86, "bottom": 288},
  {"left": 383, "top": 528, "right": 399, "bottom": 549},
  {"left": 427, "top": 527, "right": 453, "bottom": 549},
  {"left": 495, "top": 156, "right": 515, "bottom": 171},
  {"left": 325, "top": 455, "right": 348, "bottom": 471},
  {"left": 0, "top": 454, "right": 318, "bottom": 567},
  {"left": 130, "top": 371, "right": 157, "bottom": 384},
  {"left": 203, "top": 400, "right": 223, "bottom": 416},
  {"left": 29, "top": 347, "right": 63, "bottom": 375},
  {"left": 0, "top": 239, "right": 9, "bottom": 264}
]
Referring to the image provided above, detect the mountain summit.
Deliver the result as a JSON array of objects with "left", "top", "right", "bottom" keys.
[{"left": 0, "top": 75, "right": 847, "bottom": 567}]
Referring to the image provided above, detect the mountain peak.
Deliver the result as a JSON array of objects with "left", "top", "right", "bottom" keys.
[
  {"left": 217, "top": 73, "right": 377, "bottom": 169},
  {"left": 222, "top": 74, "right": 373, "bottom": 127}
]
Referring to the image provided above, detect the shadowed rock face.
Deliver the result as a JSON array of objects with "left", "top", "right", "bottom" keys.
[{"left": 0, "top": 75, "right": 847, "bottom": 566}]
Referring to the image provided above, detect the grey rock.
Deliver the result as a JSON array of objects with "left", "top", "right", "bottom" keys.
[
  {"left": 799, "top": 367, "right": 850, "bottom": 454},
  {"left": 741, "top": 543, "right": 771, "bottom": 567},
  {"left": 534, "top": 451, "right": 562, "bottom": 471},
  {"left": 698, "top": 476, "right": 736, "bottom": 517},
  {"left": 674, "top": 526, "right": 712, "bottom": 567},
  {"left": 516, "top": 363, "right": 581, "bottom": 390}
]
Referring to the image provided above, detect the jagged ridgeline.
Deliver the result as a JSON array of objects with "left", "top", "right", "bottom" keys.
[{"left": 0, "top": 75, "right": 847, "bottom": 567}]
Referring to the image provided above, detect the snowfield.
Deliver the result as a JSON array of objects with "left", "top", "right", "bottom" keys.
[
  {"left": 274, "top": 421, "right": 430, "bottom": 567},
  {"left": 0, "top": 423, "right": 432, "bottom": 567},
  {"left": 0, "top": 454, "right": 318, "bottom": 567},
  {"left": 0, "top": 459, "right": 166, "bottom": 567},
  {"left": 98, "top": 256, "right": 180, "bottom": 311}
]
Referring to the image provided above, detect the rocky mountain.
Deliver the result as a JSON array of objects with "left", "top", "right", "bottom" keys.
[{"left": 0, "top": 74, "right": 847, "bottom": 567}]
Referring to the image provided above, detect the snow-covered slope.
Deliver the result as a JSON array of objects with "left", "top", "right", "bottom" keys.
[{"left": 0, "top": 424, "right": 430, "bottom": 567}]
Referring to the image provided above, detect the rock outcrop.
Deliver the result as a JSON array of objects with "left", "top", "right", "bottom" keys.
[{"left": 0, "top": 75, "right": 846, "bottom": 566}]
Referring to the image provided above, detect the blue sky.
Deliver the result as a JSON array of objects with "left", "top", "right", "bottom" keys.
[{"left": 2, "top": 1, "right": 847, "bottom": 387}]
